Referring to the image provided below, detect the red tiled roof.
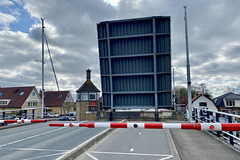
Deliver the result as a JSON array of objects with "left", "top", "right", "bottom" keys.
[
  {"left": 0, "top": 86, "right": 35, "bottom": 108},
  {"left": 186, "top": 94, "right": 202, "bottom": 109},
  {"left": 41, "top": 91, "right": 69, "bottom": 107}
]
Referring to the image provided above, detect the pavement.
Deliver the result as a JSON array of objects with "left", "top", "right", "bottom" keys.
[{"left": 169, "top": 129, "right": 240, "bottom": 160}]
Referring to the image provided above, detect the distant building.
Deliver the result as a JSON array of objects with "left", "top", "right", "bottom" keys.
[
  {"left": 187, "top": 94, "right": 217, "bottom": 111},
  {"left": 0, "top": 86, "right": 42, "bottom": 116},
  {"left": 213, "top": 92, "right": 240, "bottom": 115},
  {"left": 76, "top": 69, "right": 100, "bottom": 102},
  {"left": 76, "top": 69, "right": 101, "bottom": 121},
  {"left": 97, "top": 16, "right": 172, "bottom": 120},
  {"left": 42, "top": 91, "right": 75, "bottom": 115}
]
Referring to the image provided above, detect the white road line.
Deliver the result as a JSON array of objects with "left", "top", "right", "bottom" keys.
[
  {"left": 130, "top": 148, "right": 134, "bottom": 152},
  {"left": 89, "top": 151, "right": 172, "bottom": 157},
  {"left": 139, "top": 132, "right": 142, "bottom": 135},
  {"left": 0, "top": 127, "right": 65, "bottom": 148},
  {"left": 0, "top": 147, "right": 69, "bottom": 152},
  {"left": 159, "top": 155, "right": 173, "bottom": 160},
  {"left": 20, "top": 152, "right": 65, "bottom": 160},
  {"left": 86, "top": 152, "right": 99, "bottom": 160},
  {"left": 56, "top": 128, "right": 110, "bottom": 160}
]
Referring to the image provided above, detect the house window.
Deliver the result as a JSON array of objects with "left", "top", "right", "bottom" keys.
[
  {"left": 32, "top": 92, "right": 35, "bottom": 96},
  {"left": 222, "top": 109, "right": 230, "bottom": 113},
  {"left": 0, "top": 92, "right": 3, "bottom": 96},
  {"left": 77, "top": 93, "right": 81, "bottom": 100},
  {"left": 20, "top": 91, "right": 24, "bottom": 96},
  {"left": 199, "top": 102, "right": 207, "bottom": 107},
  {"left": 81, "top": 93, "right": 88, "bottom": 100},
  {"left": 226, "top": 100, "right": 235, "bottom": 106},
  {"left": 89, "top": 93, "right": 96, "bottom": 100},
  {"left": 28, "top": 102, "right": 38, "bottom": 106},
  {"left": 0, "top": 101, "right": 8, "bottom": 105}
]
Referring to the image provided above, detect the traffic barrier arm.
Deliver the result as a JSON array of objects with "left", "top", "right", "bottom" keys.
[
  {"left": 49, "top": 122, "right": 240, "bottom": 131},
  {"left": 0, "top": 119, "right": 46, "bottom": 124}
]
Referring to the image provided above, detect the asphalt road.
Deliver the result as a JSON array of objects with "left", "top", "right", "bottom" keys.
[
  {"left": 0, "top": 121, "right": 106, "bottom": 160},
  {"left": 77, "top": 128, "right": 175, "bottom": 160}
]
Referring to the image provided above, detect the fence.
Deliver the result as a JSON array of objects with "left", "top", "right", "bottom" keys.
[{"left": 192, "top": 106, "right": 240, "bottom": 148}]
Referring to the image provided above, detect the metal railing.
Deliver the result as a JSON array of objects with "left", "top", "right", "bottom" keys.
[{"left": 192, "top": 106, "right": 240, "bottom": 148}]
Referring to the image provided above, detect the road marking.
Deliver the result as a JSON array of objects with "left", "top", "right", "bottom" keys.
[
  {"left": 56, "top": 128, "right": 110, "bottom": 160},
  {"left": 159, "top": 155, "right": 173, "bottom": 160},
  {"left": 86, "top": 152, "right": 99, "bottom": 160},
  {"left": 89, "top": 151, "right": 172, "bottom": 157},
  {"left": 130, "top": 148, "right": 134, "bottom": 152},
  {"left": 165, "top": 129, "right": 180, "bottom": 160},
  {"left": 0, "top": 147, "right": 69, "bottom": 152},
  {"left": 0, "top": 127, "right": 65, "bottom": 148},
  {"left": 139, "top": 132, "right": 141, "bottom": 135},
  {"left": 19, "top": 152, "right": 65, "bottom": 160}
]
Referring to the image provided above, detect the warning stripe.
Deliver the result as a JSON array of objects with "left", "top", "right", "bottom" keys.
[
  {"left": 0, "top": 119, "right": 46, "bottom": 124},
  {"left": 49, "top": 122, "right": 240, "bottom": 131}
]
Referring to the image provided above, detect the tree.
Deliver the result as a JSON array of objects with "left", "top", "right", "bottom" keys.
[
  {"left": 224, "top": 82, "right": 240, "bottom": 94},
  {"left": 175, "top": 84, "right": 213, "bottom": 105}
]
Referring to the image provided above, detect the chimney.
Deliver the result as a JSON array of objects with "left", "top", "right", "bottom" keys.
[{"left": 86, "top": 69, "right": 91, "bottom": 81}]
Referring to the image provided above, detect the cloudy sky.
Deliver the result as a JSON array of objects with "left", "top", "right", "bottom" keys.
[{"left": 0, "top": 0, "right": 240, "bottom": 99}]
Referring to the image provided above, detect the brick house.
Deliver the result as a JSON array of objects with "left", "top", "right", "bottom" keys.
[
  {"left": 76, "top": 69, "right": 101, "bottom": 121},
  {"left": 41, "top": 91, "right": 75, "bottom": 115},
  {"left": 0, "top": 86, "right": 42, "bottom": 117}
]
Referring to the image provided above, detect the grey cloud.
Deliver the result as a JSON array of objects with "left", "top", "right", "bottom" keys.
[{"left": 1, "top": 0, "right": 240, "bottom": 98}]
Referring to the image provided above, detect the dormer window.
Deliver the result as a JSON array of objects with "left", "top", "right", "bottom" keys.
[
  {"left": 226, "top": 100, "right": 235, "bottom": 107},
  {"left": 0, "top": 92, "right": 3, "bottom": 96},
  {"left": 0, "top": 100, "right": 10, "bottom": 105},
  {"left": 0, "top": 101, "right": 7, "bottom": 105}
]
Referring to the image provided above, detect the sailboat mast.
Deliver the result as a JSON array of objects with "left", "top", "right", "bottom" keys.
[
  {"left": 184, "top": 6, "right": 192, "bottom": 121},
  {"left": 41, "top": 18, "right": 45, "bottom": 118}
]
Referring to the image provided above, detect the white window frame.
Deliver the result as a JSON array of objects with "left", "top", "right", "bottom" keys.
[
  {"left": 199, "top": 102, "right": 207, "bottom": 107},
  {"left": 0, "top": 101, "right": 7, "bottom": 105},
  {"left": 89, "top": 93, "right": 96, "bottom": 100},
  {"left": 81, "top": 93, "right": 88, "bottom": 100},
  {"left": 0, "top": 100, "right": 10, "bottom": 105},
  {"left": 28, "top": 102, "right": 38, "bottom": 107},
  {"left": 226, "top": 100, "right": 235, "bottom": 107}
]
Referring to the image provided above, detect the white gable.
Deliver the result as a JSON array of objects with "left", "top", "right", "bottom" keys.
[
  {"left": 64, "top": 92, "right": 74, "bottom": 103},
  {"left": 26, "top": 88, "right": 41, "bottom": 102},
  {"left": 192, "top": 95, "right": 218, "bottom": 111}
]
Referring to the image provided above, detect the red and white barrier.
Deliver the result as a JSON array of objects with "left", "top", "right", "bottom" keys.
[
  {"left": 49, "top": 122, "right": 240, "bottom": 131},
  {"left": 0, "top": 119, "right": 46, "bottom": 124}
]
